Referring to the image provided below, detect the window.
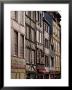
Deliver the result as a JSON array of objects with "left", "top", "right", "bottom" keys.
[
  {"left": 37, "top": 30, "right": 42, "bottom": 43},
  {"left": 38, "top": 11, "right": 39, "bottom": 22},
  {"left": 38, "top": 31, "right": 40, "bottom": 42},
  {"left": 40, "top": 13, "right": 41, "bottom": 26},
  {"left": 36, "top": 11, "right": 39, "bottom": 21},
  {"left": 41, "top": 34, "right": 43, "bottom": 44},
  {"left": 45, "top": 55, "right": 49, "bottom": 66},
  {"left": 31, "top": 29, "right": 35, "bottom": 42},
  {"left": 43, "top": 21, "right": 49, "bottom": 33},
  {"left": 43, "top": 22, "right": 46, "bottom": 31},
  {"left": 51, "top": 44, "right": 54, "bottom": 50},
  {"left": 14, "top": 30, "right": 18, "bottom": 56},
  {"left": 20, "top": 35, "right": 24, "bottom": 58},
  {"left": 26, "top": 48, "right": 30, "bottom": 63},
  {"left": 46, "top": 23, "right": 48, "bottom": 32},
  {"left": 40, "top": 32, "right": 42, "bottom": 43},
  {"left": 45, "top": 39, "right": 49, "bottom": 48},
  {"left": 37, "top": 49, "right": 44, "bottom": 64},
  {"left": 20, "top": 11, "right": 24, "bottom": 25},
  {"left": 26, "top": 25, "right": 30, "bottom": 39},
  {"left": 39, "top": 31, "right": 42, "bottom": 43},
  {"left": 15, "top": 11, "right": 18, "bottom": 21},
  {"left": 37, "top": 49, "right": 40, "bottom": 64},
  {"left": 31, "top": 50, "right": 35, "bottom": 64},
  {"left": 40, "top": 50, "right": 42, "bottom": 64},
  {"left": 37, "top": 30, "right": 39, "bottom": 42},
  {"left": 36, "top": 11, "right": 42, "bottom": 26},
  {"left": 47, "top": 25, "right": 50, "bottom": 33},
  {"left": 51, "top": 57, "right": 54, "bottom": 67}
]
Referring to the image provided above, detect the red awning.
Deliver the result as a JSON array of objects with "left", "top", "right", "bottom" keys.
[{"left": 37, "top": 67, "right": 49, "bottom": 73}]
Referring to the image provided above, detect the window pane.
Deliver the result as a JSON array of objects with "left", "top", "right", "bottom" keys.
[
  {"left": 38, "top": 11, "right": 39, "bottom": 22},
  {"left": 40, "top": 13, "right": 41, "bottom": 26},
  {"left": 45, "top": 39, "right": 49, "bottom": 48},
  {"left": 31, "top": 50, "right": 35, "bottom": 64},
  {"left": 40, "top": 33, "right": 42, "bottom": 43},
  {"left": 51, "top": 57, "right": 54, "bottom": 67},
  {"left": 14, "top": 30, "right": 18, "bottom": 56},
  {"left": 37, "top": 49, "right": 40, "bottom": 63},
  {"left": 41, "top": 34, "right": 43, "bottom": 44},
  {"left": 26, "top": 25, "right": 30, "bottom": 39},
  {"left": 20, "top": 35, "right": 24, "bottom": 58},
  {"left": 48, "top": 25, "right": 50, "bottom": 33},
  {"left": 37, "top": 30, "right": 39, "bottom": 42},
  {"left": 45, "top": 55, "right": 49, "bottom": 66},
  {"left": 31, "top": 29, "right": 35, "bottom": 42},
  {"left": 26, "top": 48, "right": 30, "bottom": 63}
]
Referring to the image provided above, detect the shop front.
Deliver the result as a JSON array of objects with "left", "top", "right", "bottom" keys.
[
  {"left": 36, "top": 65, "right": 49, "bottom": 79},
  {"left": 26, "top": 71, "right": 36, "bottom": 79},
  {"left": 49, "top": 70, "right": 55, "bottom": 79},
  {"left": 55, "top": 71, "right": 61, "bottom": 79},
  {"left": 26, "top": 65, "right": 37, "bottom": 79}
]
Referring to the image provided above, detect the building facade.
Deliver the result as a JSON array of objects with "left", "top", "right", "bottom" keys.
[
  {"left": 52, "top": 12, "right": 61, "bottom": 78},
  {"left": 11, "top": 11, "right": 61, "bottom": 79},
  {"left": 11, "top": 11, "right": 26, "bottom": 79}
]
